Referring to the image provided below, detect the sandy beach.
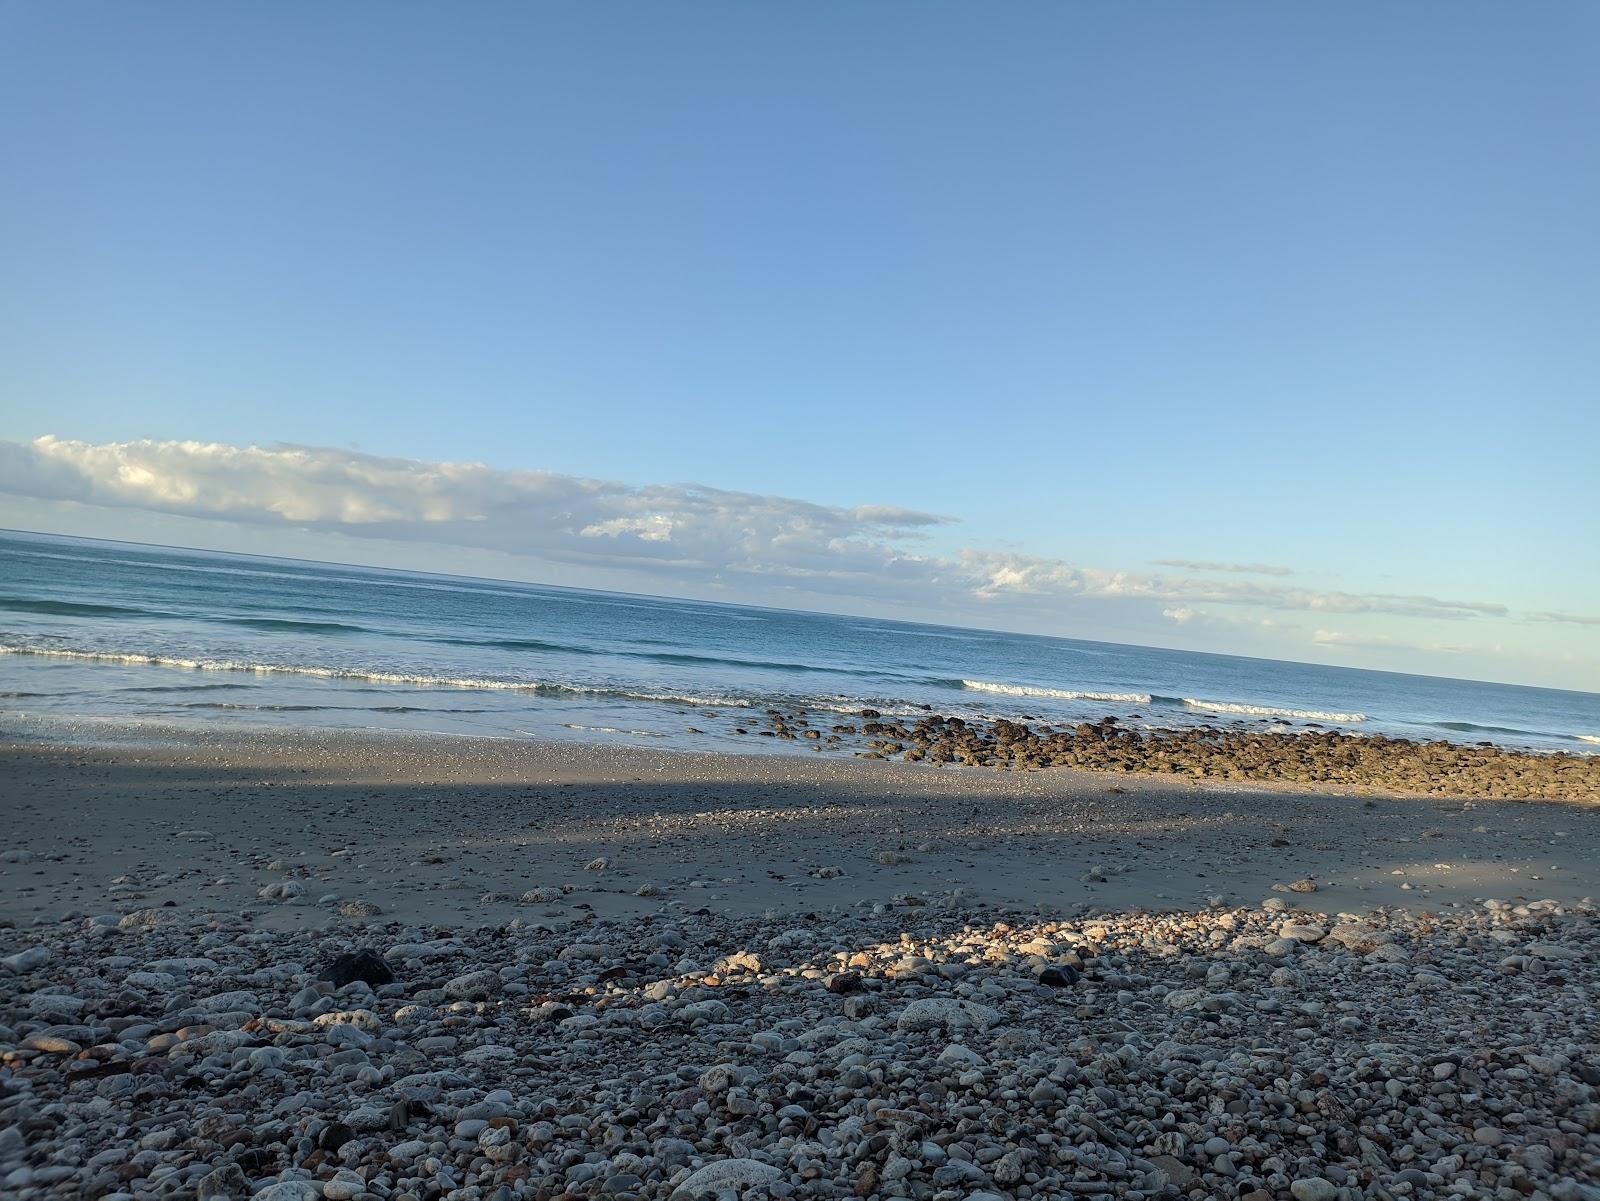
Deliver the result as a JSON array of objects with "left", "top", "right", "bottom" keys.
[
  {"left": 3, "top": 727, "right": 1597, "bottom": 928},
  {"left": 2, "top": 726, "right": 1598, "bottom": 1201}
]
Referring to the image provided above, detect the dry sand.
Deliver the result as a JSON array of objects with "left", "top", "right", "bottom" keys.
[{"left": 3, "top": 726, "right": 1595, "bottom": 929}]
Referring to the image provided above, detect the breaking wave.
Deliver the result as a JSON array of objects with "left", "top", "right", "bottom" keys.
[
  {"left": 562, "top": 724, "right": 667, "bottom": 737},
  {"left": 960, "top": 680, "right": 1152, "bottom": 704},
  {"left": 958, "top": 680, "right": 1366, "bottom": 724},
  {"left": 0, "top": 645, "right": 753, "bottom": 709},
  {"left": 1181, "top": 698, "right": 1367, "bottom": 723}
]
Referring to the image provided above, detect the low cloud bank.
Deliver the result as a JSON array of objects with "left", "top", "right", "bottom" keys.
[{"left": 1, "top": 436, "right": 1588, "bottom": 636}]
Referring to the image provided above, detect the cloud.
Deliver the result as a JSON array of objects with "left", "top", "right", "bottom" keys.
[
  {"left": 849, "top": 504, "right": 955, "bottom": 529},
  {"left": 0, "top": 436, "right": 1547, "bottom": 630},
  {"left": 1153, "top": 558, "right": 1293, "bottom": 577},
  {"left": 956, "top": 546, "right": 1506, "bottom": 620},
  {"left": 1529, "top": 610, "right": 1600, "bottom": 627},
  {"left": 1312, "top": 628, "right": 1472, "bottom": 655},
  {"left": 4, "top": 436, "right": 952, "bottom": 584}
]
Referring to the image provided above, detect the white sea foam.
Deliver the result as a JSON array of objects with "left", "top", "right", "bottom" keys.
[
  {"left": 1182, "top": 698, "right": 1367, "bottom": 723},
  {"left": 961, "top": 680, "right": 1152, "bottom": 704},
  {"left": 0, "top": 645, "right": 752, "bottom": 709},
  {"left": 1579, "top": 734, "right": 1600, "bottom": 745}
]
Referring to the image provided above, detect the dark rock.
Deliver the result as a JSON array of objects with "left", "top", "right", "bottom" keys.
[
  {"left": 232, "top": 1148, "right": 273, "bottom": 1174},
  {"left": 1038, "top": 965, "right": 1079, "bottom": 987},
  {"left": 323, "top": 949, "right": 395, "bottom": 989},
  {"left": 317, "top": 1122, "right": 354, "bottom": 1152},
  {"left": 826, "top": 972, "right": 863, "bottom": 994}
]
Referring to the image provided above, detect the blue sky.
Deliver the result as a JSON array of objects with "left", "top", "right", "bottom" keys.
[{"left": 1, "top": 3, "right": 1597, "bottom": 690}]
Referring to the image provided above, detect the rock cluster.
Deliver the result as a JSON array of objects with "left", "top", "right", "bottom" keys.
[
  {"left": 2, "top": 896, "right": 1597, "bottom": 1200},
  {"left": 820, "top": 714, "right": 1598, "bottom": 802}
]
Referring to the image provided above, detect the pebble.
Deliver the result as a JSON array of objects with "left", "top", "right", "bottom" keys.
[
  {"left": 1290, "top": 1178, "right": 1338, "bottom": 1201},
  {"left": 0, "top": 895, "right": 1595, "bottom": 1201}
]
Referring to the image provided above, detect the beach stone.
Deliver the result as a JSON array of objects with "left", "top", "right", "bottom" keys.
[
  {"left": 1290, "top": 1179, "right": 1338, "bottom": 1201},
  {"left": 444, "top": 969, "right": 501, "bottom": 999},
  {"left": 322, "top": 1170, "right": 367, "bottom": 1201},
  {"left": 895, "top": 997, "right": 1001, "bottom": 1032},
  {"left": 937, "top": 1043, "right": 985, "bottom": 1067},
  {"left": 671, "top": 1157, "right": 782, "bottom": 1198},
  {"left": 323, "top": 948, "right": 395, "bottom": 989},
  {"left": 842, "top": 995, "right": 873, "bottom": 1020},
  {"left": 1279, "top": 922, "right": 1327, "bottom": 943},
  {"left": 1, "top": 947, "right": 49, "bottom": 974},
  {"left": 251, "top": 1183, "right": 320, "bottom": 1201},
  {"left": 557, "top": 942, "right": 613, "bottom": 961},
  {"left": 195, "top": 1163, "right": 249, "bottom": 1200},
  {"left": 679, "top": 999, "right": 729, "bottom": 1023}
]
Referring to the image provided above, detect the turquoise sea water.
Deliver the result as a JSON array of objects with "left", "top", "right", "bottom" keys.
[{"left": 1, "top": 529, "right": 1596, "bottom": 755}]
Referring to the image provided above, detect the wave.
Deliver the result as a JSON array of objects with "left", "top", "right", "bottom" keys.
[
  {"left": 632, "top": 648, "right": 897, "bottom": 678},
  {"left": 1434, "top": 720, "right": 1543, "bottom": 738},
  {"left": 2, "top": 593, "right": 371, "bottom": 636},
  {"left": 451, "top": 633, "right": 904, "bottom": 681},
  {"left": 562, "top": 724, "right": 667, "bottom": 737},
  {"left": 960, "top": 680, "right": 1153, "bottom": 704},
  {"left": 119, "top": 682, "right": 253, "bottom": 693},
  {"left": 1182, "top": 698, "right": 1367, "bottom": 723},
  {"left": 180, "top": 701, "right": 490, "bottom": 714},
  {"left": 445, "top": 635, "right": 596, "bottom": 655},
  {"left": 183, "top": 702, "right": 333, "bottom": 712},
  {"left": 1432, "top": 721, "right": 1600, "bottom": 746},
  {"left": 0, "top": 645, "right": 754, "bottom": 709},
  {"left": 227, "top": 616, "right": 371, "bottom": 635},
  {"left": 0, "top": 596, "right": 152, "bottom": 619},
  {"left": 372, "top": 705, "right": 490, "bottom": 714}
]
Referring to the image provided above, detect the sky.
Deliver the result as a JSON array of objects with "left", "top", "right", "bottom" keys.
[{"left": 1, "top": 3, "right": 1597, "bottom": 691}]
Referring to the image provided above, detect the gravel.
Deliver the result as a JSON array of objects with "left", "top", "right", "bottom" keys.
[{"left": 2, "top": 893, "right": 1597, "bottom": 1200}]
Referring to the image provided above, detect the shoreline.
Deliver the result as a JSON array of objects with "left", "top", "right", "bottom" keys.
[{"left": 4, "top": 698, "right": 1598, "bottom": 803}]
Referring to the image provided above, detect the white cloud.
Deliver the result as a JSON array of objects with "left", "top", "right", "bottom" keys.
[
  {"left": 954, "top": 546, "right": 1506, "bottom": 620},
  {"left": 0, "top": 436, "right": 1557, "bottom": 633},
  {"left": 1153, "top": 558, "right": 1293, "bottom": 576},
  {"left": 1312, "top": 628, "right": 1471, "bottom": 655}
]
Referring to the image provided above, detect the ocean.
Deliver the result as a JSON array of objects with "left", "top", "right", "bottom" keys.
[{"left": 1, "top": 528, "right": 1596, "bottom": 755}]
